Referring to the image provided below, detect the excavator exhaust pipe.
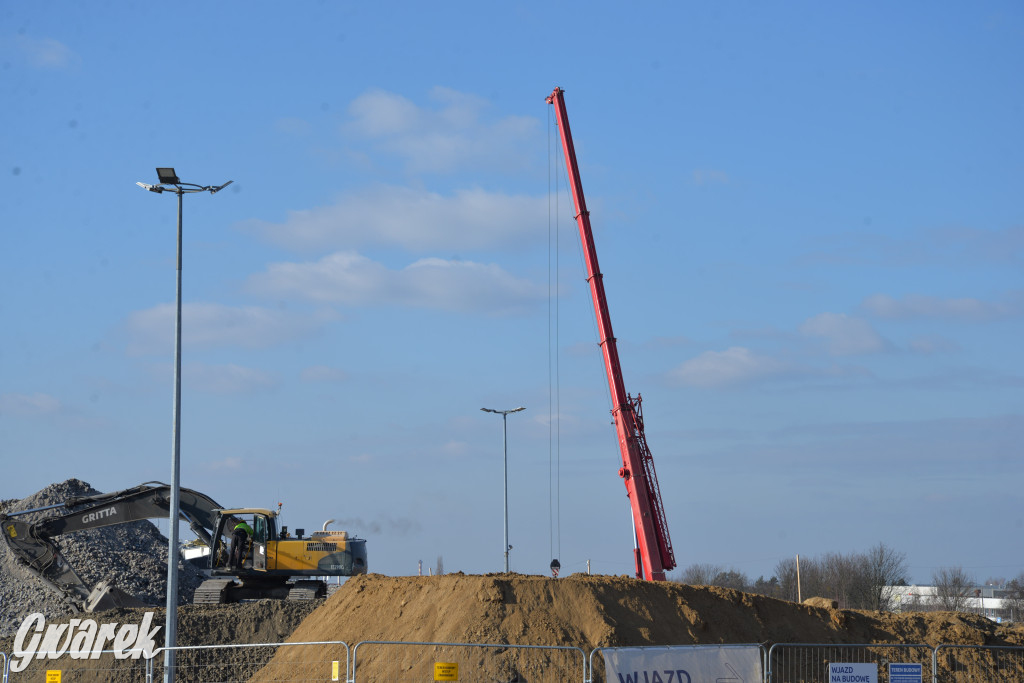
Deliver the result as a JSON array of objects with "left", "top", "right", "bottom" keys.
[{"left": 85, "top": 580, "right": 147, "bottom": 612}]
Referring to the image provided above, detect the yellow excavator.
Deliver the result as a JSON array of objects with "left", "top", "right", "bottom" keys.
[{"left": 0, "top": 482, "right": 367, "bottom": 610}]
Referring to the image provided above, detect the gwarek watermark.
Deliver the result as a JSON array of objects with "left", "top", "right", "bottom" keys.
[{"left": 11, "top": 612, "right": 161, "bottom": 673}]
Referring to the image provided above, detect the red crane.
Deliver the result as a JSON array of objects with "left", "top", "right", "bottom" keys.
[{"left": 546, "top": 87, "right": 676, "bottom": 581}]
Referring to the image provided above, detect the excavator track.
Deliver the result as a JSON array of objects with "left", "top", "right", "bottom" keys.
[
  {"left": 193, "top": 578, "right": 235, "bottom": 605},
  {"left": 287, "top": 579, "right": 326, "bottom": 601}
]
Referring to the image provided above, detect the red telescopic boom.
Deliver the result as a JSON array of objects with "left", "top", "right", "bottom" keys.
[{"left": 546, "top": 87, "right": 676, "bottom": 580}]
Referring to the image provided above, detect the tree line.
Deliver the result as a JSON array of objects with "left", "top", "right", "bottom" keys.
[{"left": 672, "top": 543, "right": 1024, "bottom": 616}]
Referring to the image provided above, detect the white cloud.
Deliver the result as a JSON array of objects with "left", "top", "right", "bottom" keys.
[
  {"left": 202, "top": 457, "right": 243, "bottom": 472},
  {"left": 275, "top": 117, "right": 313, "bottom": 136},
  {"left": 799, "top": 313, "right": 886, "bottom": 356},
  {"left": 930, "top": 225, "right": 1024, "bottom": 264},
  {"left": 440, "top": 441, "right": 470, "bottom": 457},
  {"left": 862, "top": 293, "right": 1020, "bottom": 321},
  {"left": 240, "top": 186, "right": 546, "bottom": 253},
  {"left": 301, "top": 365, "right": 348, "bottom": 383},
  {"left": 692, "top": 169, "right": 729, "bottom": 185},
  {"left": 0, "top": 392, "right": 62, "bottom": 416},
  {"left": 11, "top": 35, "right": 79, "bottom": 69},
  {"left": 125, "top": 302, "right": 331, "bottom": 355},
  {"left": 799, "top": 226, "right": 1024, "bottom": 269},
  {"left": 907, "top": 335, "right": 961, "bottom": 355},
  {"left": 345, "top": 87, "right": 540, "bottom": 174},
  {"left": 183, "top": 363, "right": 278, "bottom": 395},
  {"left": 248, "top": 251, "right": 544, "bottom": 314},
  {"left": 348, "top": 89, "right": 421, "bottom": 137},
  {"left": 671, "top": 347, "right": 791, "bottom": 387}
]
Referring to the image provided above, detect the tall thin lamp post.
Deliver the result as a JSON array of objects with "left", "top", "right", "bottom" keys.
[
  {"left": 480, "top": 406, "right": 525, "bottom": 572},
  {"left": 137, "top": 168, "right": 232, "bottom": 683}
]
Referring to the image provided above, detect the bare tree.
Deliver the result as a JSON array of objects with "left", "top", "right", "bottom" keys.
[
  {"left": 774, "top": 557, "right": 800, "bottom": 602},
  {"left": 710, "top": 569, "right": 750, "bottom": 591},
  {"left": 819, "top": 552, "right": 863, "bottom": 609},
  {"left": 933, "top": 566, "right": 975, "bottom": 611},
  {"left": 797, "top": 556, "right": 829, "bottom": 603},
  {"left": 677, "top": 563, "right": 724, "bottom": 586},
  {"left": 1003, "top": 573, "right": 1024, "bottom": 622},
  {"left": 856, "top": 543, "right": 909, "bottom": 611},
  {"left": 751, "top": 575, "right": 782, "bottom": 599},
  {"left": 672, "top": 564, "right": 750, "bottom": 591},
  {"left": 774, "top": 556, "right": 828, "bottom": 602},
  {"left": 771, "top": 545, "right": 909, "bottom": 609}
]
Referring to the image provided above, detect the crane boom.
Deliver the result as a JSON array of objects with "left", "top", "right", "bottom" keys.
[{"left": 546, "top": 87, "right": 676, "bottom": 580}]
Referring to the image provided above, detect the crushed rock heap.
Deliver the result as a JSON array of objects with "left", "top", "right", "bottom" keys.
[{"left": 0, "top": 479, "right": 207, "bottom": 636}]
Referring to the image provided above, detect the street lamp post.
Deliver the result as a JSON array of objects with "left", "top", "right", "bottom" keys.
[
  {"left": 137, "top": 168, "right": 231, "bottom": 683},
  {"left": 480, "top": 406, "right": 524, "bottom": 573}
]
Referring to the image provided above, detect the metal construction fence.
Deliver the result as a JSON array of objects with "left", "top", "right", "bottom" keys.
[
  {"left": 151, "top": 640, "right": 350, "bottom": 682},
  {"left": 589, "top": 643, "right": 769, "bottom": 683},
  {"left": 932, "top": 644, "right": 1024, "bottom": 682},
  {"left": 350, "top": 640, "right": 586, "bottom": 683},
  {"left": 767, "top": 643, "right": 935, "bottom": 682},
  {"left": 1, "top": 647, "right": 150, "bottom": 682},
  {"left": 3, "top": 641, "right": 1024, "bottom": 682}
]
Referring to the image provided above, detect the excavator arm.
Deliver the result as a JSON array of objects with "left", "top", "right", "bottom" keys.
[{"left": 0, "top": 481, "right": 224, "bottom": 611}]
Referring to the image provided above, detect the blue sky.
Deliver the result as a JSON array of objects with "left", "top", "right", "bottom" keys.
[{"left": 1, "top": 2, "right": 1021, "bottom": 586}]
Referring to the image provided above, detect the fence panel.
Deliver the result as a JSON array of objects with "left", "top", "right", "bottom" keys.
[
  {"left": 589, "top": 644, "right": 768, "bottom": 683},
  {"left": 767, "top": 643, "right": 933, "bottom": 683},
  {"left": 932, "top": 644, "right": 1024, "bottom": 682},
  {"left": 352, "top": 640, "right": 586, "bottom": 683},
  {"left": 149, "top": 641, "right": 349, "bottom": 683},
  {"left": 4, "top": 649, "right": 151, "bottom": 682}
]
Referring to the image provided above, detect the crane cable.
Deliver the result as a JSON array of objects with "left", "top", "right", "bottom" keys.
[
  {"left": 547, "top": 105, "right": 562, "bottom": 570},
  {"left": 549, "top": 99, "right": 627, "bottom": 576}
]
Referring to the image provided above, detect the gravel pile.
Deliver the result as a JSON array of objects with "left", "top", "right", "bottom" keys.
[{"left": 0, "top": 479, "right": 207, "bottom": 636}]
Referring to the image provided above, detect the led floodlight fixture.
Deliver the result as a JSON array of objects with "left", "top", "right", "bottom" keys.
[{"left": 156, "top": 167, "right": 180, "bottom": 184}]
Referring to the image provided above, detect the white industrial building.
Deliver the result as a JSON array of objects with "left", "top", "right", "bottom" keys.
[{"left": 884, "top": 585, "right": 1016, "bottom": 622}]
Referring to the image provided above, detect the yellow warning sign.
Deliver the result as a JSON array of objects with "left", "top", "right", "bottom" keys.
[
  {"left": 434, "top": 661, "right": 459, "bottom": 681},
  {"left": 46, "top": 672, "right": 62, "bottom": 683},
  {"left": 332, "top": 660, "right": 340, "bottom": 681}
]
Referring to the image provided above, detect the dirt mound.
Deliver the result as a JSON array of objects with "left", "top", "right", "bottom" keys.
[
  {"left": 3, "top": 573, "right": 1023, "bottom": 681},
  {"left": 280, "top": 573, "right": 1024, "bottom": 648},
  {"left": 253, "top": 573, "right": 1024, "bottom": 680}
]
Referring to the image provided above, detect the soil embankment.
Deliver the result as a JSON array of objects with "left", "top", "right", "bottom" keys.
[
  {"left": 4, "top": 573, "right": 1023, "bottom": 681},
  {"left": 252, "top": 573, "right": 1024, "bottom": 681}
]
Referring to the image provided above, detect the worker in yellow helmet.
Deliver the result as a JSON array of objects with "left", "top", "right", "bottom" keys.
[{"left": 229, "top": 518, "right": 254, "bottom": 570}]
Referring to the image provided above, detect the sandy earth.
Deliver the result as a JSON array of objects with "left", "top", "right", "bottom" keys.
[
  {"left": 4, "top": 572, "right": 1023, "bottom": 680},
  {"left": 256, "top": 573, "right": 1024, "bottom": 681},
  {"left": 280, "top": 572, "right": 1024, "bottom": 647}
]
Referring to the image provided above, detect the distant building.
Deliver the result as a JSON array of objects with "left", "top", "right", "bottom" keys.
[{"left": 883, "top": 585, "right": 1017, "bottom": 622}]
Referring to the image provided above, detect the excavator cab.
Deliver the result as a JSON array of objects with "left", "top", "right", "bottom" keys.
[
  {"left": 252, "top": 513, "right": 269, "bottom": 571},
  {"left": 210, "top": 508, "right": 276, "bottom": 574}
]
